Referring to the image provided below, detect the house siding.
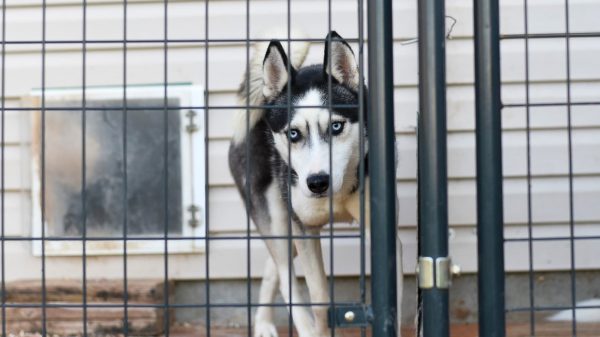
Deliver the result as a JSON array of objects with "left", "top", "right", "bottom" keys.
[{"left": 0, "top": 0, "right": 599, "bottom": 281}]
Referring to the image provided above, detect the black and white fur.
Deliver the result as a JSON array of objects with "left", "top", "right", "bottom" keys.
[{"left": 228, "top": 31, "right": 403, "bottom": 337}]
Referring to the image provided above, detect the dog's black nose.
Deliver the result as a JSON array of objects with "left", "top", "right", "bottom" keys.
[{"left": 307, "top": 174, "right": 329, "bottom": 194}]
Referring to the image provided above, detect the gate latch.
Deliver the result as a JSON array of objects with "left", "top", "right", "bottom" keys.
[
  {"left": 417, "top": 256, "right": 461, "bottom": 289},
  {"left": 328, "top": 305, "right": 372, "bottom": 328}
]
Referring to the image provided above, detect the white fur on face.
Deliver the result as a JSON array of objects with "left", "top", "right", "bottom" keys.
[{"left": 272, "top": 89, "right": 361, "bottom": 199}]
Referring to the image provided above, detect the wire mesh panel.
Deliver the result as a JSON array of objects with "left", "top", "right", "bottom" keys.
[
  {"left": 0, "top": 1, "right": 400, "bottom": 337},
  {"left": 498, "top": 0, "right": 600, "bottom": 335}
]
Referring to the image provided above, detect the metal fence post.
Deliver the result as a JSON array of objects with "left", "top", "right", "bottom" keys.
[
  {"left": 367, "top": 0, "right": 397, "bottom": 336},
  {"left": 417, "top": 0, "right": 450, "bottom": 336},
  {"left": 474, "top": 0, "right": 506, "bottom": 336}
]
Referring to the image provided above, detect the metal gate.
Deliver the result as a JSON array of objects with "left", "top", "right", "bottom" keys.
[
  {"left": 418, "top": 0, "right": 600, "bottom": 336},
  {"left": 2, "top": 0, "right": 599, "bottom": 337}
]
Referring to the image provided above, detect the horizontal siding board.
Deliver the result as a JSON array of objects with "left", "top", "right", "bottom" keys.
[
  {"left": 3, "top": 39, "right": 600, "bottom": 93},
  {"left": 499, "top": 0, "right": 600, "bottom": 36},
  {"left": 504, "top": 176, "right": 600, "bottom": 224},
  {"left": 2, "top": 1, "right": 368, "bottom": 42},
  {"left": 505, "top": 222, "right": 600, "bottom": 240},
  {"left": 397, "top": 83, "right": 600, "bottom": 133},
  {"left": 505, "top": 238, "right": 600, "bottom": 272},
  {"left": 3, "top": 39, "right": 600, "bottom": 96},
  {"left": 1, "top": 223, "right": 598, "bottom": 282},
  {"left": 208, "top": 176, "right": 600, "bottom": 232},
  {"left": 5, "top": 0, "right": 600, "bottom": 41}
]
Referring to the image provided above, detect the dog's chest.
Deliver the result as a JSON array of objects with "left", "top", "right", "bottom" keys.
[{"left": 290, "top": 189, "right": 352, "bottom": 227}]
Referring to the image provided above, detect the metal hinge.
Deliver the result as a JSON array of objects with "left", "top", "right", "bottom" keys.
[
  {"left": 187, "top": 204, "right": 201, "bottom": 228},
  {"left": 328, "top": 305, "right": 372, "bottom": 328},
  {"left": 417, "top": 256, "right": 461, "bottom": 289},
  {"left": 186, "top": 110, "right": 199, "bottom": 133}
]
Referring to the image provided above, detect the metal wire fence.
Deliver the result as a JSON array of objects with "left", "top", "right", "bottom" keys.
[
  {"left": 498, "top": 0, "right": 600, "bottom": 336},
  {"left": 2, "top": 1, "right": 599, "bottom": 337},
  {"left": 0, "top": 1, "right": 398, "bottom": 337}
]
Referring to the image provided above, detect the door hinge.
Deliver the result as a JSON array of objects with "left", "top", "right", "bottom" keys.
[
  {"left": 328, "top": 305, "right": 372, "bottom": 328},
  {"left": 186, "top": 110, "right": 199, "bottom": 133},
  {"left": 187, "top": 204, "right": 201, "bottom": 228},
  {"left": 417, "top": 256, "right": 461, "bottom": 289}
]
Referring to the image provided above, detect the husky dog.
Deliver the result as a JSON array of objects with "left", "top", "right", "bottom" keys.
[{"left": 228, "top": 31, "right": 403, "bottom": 337}]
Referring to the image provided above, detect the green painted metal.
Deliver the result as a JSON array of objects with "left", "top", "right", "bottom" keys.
[
  {"left": 417, "top": 0, "right": 450, "bottom": 336},
  {"left": 367, "top": 0, "right": 398, "bottom": 336},
  {"left": 474, "top": 0, "right": 506, "bottom": 336},
  {"left": 328, "top": 305, "right": 371, "bottom": 328}
]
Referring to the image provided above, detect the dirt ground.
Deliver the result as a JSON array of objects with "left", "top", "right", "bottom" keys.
[
  {"left": 6, "top": 321, "right": 599, "bottom": 337},
  {"left": 167, "top": 322, "right": 600, "bottom": 337}
]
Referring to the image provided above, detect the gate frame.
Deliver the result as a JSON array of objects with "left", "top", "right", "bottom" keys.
[
  {"left": 474, "top": 0, "right": 506, "bottom": 336},
  {"left": 417, "top": 0, "right": 451, "bottom": 336},
  {"left": 367, "top": 0, "right": 398, "bottom": 336}
]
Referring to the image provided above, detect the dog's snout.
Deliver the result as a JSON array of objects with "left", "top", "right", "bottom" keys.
[{"left": 306, "top": 174, "right": 329, "bottom": 194}]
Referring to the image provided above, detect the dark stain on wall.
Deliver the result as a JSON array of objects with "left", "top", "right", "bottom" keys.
[{"left": 42, "top": 98, "right": 182, "bottom": 237}]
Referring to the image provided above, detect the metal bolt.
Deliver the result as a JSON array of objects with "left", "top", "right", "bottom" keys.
[
  {"left": 451, "top": 263, "right": 461, "bottom": 277},
  {"left": 344, "top": 311, "right": 355, "bottom": 323}
]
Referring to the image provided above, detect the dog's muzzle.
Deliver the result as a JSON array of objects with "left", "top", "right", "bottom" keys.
[{"left": 306, "top": 173, "right": 329, "bottom": 195}]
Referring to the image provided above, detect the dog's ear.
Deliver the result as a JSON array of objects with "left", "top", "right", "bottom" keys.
[
  {"left": 324, "top": 31, "right": 359, "bottom": 91},
  {"left": 263, "top": 40, "right": 291, "bottom": 100}
]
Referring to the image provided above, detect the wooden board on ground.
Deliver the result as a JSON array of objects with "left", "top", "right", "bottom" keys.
[
  {"left": 4, "top": 279, "right": 173, "bottom": 304},
  {"left": 1, "top": 279, "right": 174, "bottom": 336}
]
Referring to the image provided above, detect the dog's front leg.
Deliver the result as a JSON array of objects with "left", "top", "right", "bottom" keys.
[
  {"left": 294, "top": 230, "right": 329, "bottom": 337},
  {"left": 265, "top": 238, "right": 316, "bottom": 337},
  {"left": 255, "top": 256, "right": 280, "bottom": 337}
]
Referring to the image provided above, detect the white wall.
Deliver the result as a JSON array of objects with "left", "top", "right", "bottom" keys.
[{"left": 1, "top": 0, "right": 599, "bottom": 281}]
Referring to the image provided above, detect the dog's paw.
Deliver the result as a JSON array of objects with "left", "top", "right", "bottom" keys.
[{"left": 254, "top": 320, "right": 279, "bottom": 337}]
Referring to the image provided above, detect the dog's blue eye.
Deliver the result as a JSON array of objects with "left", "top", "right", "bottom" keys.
[
  {"left": 330, "top": 121, "right": 344, "bottom": 135},
  {"left": 288, "top": 129, "right": 301, "bottom": 142}
]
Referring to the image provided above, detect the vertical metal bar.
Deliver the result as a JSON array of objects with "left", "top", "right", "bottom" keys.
[
  {"left": 326, "top": 4, "right": 335, "bottom": 337},
  {"left": 81, "top": 1, "right": 88, "bottom": 335},
  {"left": 356, "top": 0, "right": 367, "bottom": 336},
  {"left": 203, "top": 0, "right": 211, "bottom": 334},
  {"left": 244, "top": 0, "right": 251, "bottom": 336},
  {"left": 474, "top": 0, "right": 506, "bottom": 336},
  {"left": 163, "top": 1, "right": 170, "bottom": 336},
  {"left": 522, "top": 0, "right": 536, "bottom": 334},
  {"left": 0, "top": 1, "right": 5, "bottom": 337},
  {"left": 417, "top": 0, "right": 449, "bottom": 336},
  {"left": 285, "top": 2, "right": 292, "bottom": 336},
  {"left": 367, "top": 0, "right": 397, "bottom": 336},
  {"left": 41, "top": 1, "right": 48, "bottom": 335},
  {"left": 563, "top": 0, "right": 577, "bottom": 335},
  {"left": 122, "top": 0, "right": 130, "bottom": 335}
]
